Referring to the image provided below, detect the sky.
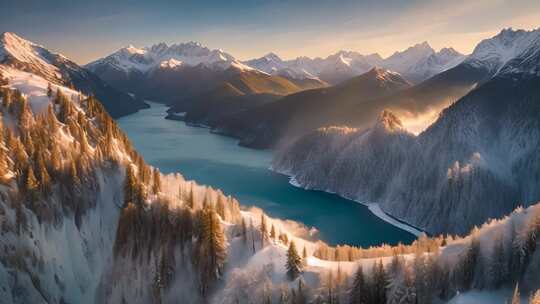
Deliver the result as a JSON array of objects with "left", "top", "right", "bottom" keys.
[{"left": 1, "top": 0, "right": 539, "bottom": 64}]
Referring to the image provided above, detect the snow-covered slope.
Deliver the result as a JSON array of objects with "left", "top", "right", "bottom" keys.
[
  {"left": 0, "top": 32, "right": 62, "bottom": 81},
  {"left": 382, "top": 43, "right": 466, "bottom": 83},
  {"left": 464, "top": 27, "right": 540, "bottom": 76}
]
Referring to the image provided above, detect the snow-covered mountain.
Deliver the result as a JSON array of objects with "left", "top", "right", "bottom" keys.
[
  {"left": 86, "top": 41, "right": 254, "bottom": 74},
  {"left": 0, "top": 32, "right": 147, "bottom": 117},
  {"left": 272, "top": 29, "right": 540, "bottom": 235},
  {"left": 464, "top": 27, "right": 540, "bottom": 76},
  {"left": 243, "top": 42, "right": 465, "bottom": 85},
  {"left": 86, "top": 42, "right": 327, "bottom": 110},
  {"left": 383, "top": 43, "right": 466, "bottom": 83}
]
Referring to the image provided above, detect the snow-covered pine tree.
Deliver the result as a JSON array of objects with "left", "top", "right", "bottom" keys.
[
  {"left": 490, "top": 232, "right": 508, "bottom": 289},
  {"left": 196, "top": 204, "right": 227, "bottom": 295},
  {"left": 349, "top": 264, "right": 369, "bottom": 304},
  {"left": 455, "top": 233, "right": 480, "bottom": 291},
  {"left": 286, "top": 241, "right": 302, "bottom": 280},
  {"left": 270, "top": 224, "right": 276, "bottom": 240},
  {"left": 413, "top": 249, "right": 429, "bottom": 304},
  {"left": 241, "top": 217, "right": 247, "bottom": 244},
  {"left": 260, "top": 213, "right": 268, "bottom": 248},
  {"left": 371, "top": 259, "right": 388, "bottom": 304},
  {"left": 24, "top": 166, "right": 39, "bottom": 201},
  {"left": 0, "top": 116, "right": 9, "bottom": 184},
  {"left": 152, "top": 167, "right": 161, "bottom": 194}
]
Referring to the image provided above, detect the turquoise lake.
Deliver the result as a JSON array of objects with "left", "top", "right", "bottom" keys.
[{"left": 117, "top": 102, "right": 416, "bottom": 247}]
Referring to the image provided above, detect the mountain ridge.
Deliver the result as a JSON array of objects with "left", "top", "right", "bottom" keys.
[{"left": 0, "top": 32, "right": 148, "bottom": 118}]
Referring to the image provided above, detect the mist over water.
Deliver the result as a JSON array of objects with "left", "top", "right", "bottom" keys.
[{"left": 117, "top": 102, "right": 416, "bottom": 247}]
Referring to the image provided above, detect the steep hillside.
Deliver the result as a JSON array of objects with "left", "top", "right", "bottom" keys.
[
  {"left": 273, "top": 53, "right": 540, "bottom": 235},
  {"left": 0, "top": 32, "right": 147, "bottom": 118}
]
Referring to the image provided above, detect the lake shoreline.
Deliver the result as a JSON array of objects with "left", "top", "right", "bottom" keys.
[{"left": 275, "top": 171, "right": 423, "bottom": 238}]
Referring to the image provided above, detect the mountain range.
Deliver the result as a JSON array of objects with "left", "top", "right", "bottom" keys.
[
  {"left": 0, "top": 32, "right": 147, "bottom": 118},
  {"left": 272, "top": 27, "right": 540, "bottom": 235},
  {"left": 85, "top": 42, "right": 327, "bottom": 114},
  {"left": 206, "top": 28, "right": 537, "bottom": 149},
  {"left": 245, "top": 42, "right": 465, "bottom": 85}
]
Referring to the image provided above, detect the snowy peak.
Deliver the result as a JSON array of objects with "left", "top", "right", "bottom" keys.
[
  {"left": 386, "top": 41, "right": 435, "bottom": 64},
  {"left": 465, "top": 27, "right": 540, "bottom": 75},
  {"left": 0, "top": 31, "right": 61, "bottom": 81},
  {"left": 365, "top": 67, "right": 405, "bottom": 82},
  {"left": 87, "top": 41, "right": 251, "bottom": 74},
  {"left": 242, "top": 42, "right": 462, "bottom": 84}
]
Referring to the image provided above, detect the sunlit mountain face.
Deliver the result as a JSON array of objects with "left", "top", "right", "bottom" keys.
[{"left": 1, "top": 1, "right": 540, "bottom": 303}]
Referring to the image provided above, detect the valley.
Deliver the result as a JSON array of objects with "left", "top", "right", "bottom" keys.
[
  {"left": 0, "top": 1, "right": 539, "bottom": 300},
  {"left": 117, "top": 102, "right": 418, "bottom": 247}
]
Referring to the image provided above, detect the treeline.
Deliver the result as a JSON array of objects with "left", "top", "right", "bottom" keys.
[
  {"left": 313, "top": 234, "right": 443, "bottom": 261},
  {"left": 314, "top": 208, "right": 540, "bottom": 304},
  {"left": 0, "top": 86, "right": 133, "bottom": 229}
]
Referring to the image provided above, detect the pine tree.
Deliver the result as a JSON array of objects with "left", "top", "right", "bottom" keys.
[
  {"left": 188, "top": 185, "right": 195, "bottom": 209},
  {"left": 270, "top": 224, "right": 276, "bottom": 240},
  {"left": 286, "top": 241, "right": 302, "bottom": 280},
  {"left": 489, "top": 233, "right": 507, "bottom": 289},
  {"left": 124, "top": 165, "right": 137, "bottom": 206},
  {"left": 241, "top": 217, "right": 247, "bottom": 244},
  {"left": 196, "top": 205, "right": 226, "bottom": 295},
  {"left": 260, "top": 214, "right": 268, "bottom": 248},
  {"left": 37, "top": 154, "right": 51, "bottom": 195},
  {"left": 251, "top": 219, "right": 256, "bottom": 253},
  {"left": 349, "top": 264, "right": 368, "bottom": 304},
  {"left": 400, "top": 266, "right": 416, "bottom": 304},
  {"left": 152, "top": 168, "right": 161, "bottom": 194},
  {"left": 25, "top": 166, "right": 39, "bottom": 201},
  {"left": 2, "top": 89, "right": 11, "bottom": 109},
  {"left": 456, "top": 234, "right": 480, "bottom": 291},
  {"left": 371, "top": 260, "right": 387, "bottom": 304},
  {"left": 0, "top": 116, "right": 9, "bottom": 184},
  {"left": 413, "top": 250, "right": 429, "bottom": 304},
  {"left": 217, "top": 195, "right": 226, "bottom": 220}
]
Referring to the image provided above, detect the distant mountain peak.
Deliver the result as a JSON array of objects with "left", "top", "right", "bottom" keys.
[
  {"left": 87, "top": 40, "right": 245, "bottom": 73},
  {"left": 263, "top": 52, "right": 282, "bottom": 61},
  {"left": 466, "top": 27, "right": 540, "bottom": 75}
]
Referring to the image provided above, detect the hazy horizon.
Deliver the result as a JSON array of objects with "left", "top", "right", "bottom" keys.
[{"left": 1, "top": 0, "right": 539, "bottom": 64}]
